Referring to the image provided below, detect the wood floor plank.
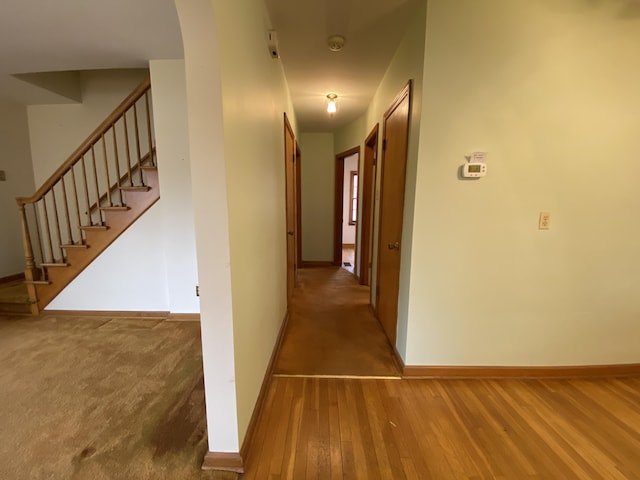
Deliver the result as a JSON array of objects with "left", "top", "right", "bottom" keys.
[
  {"left": 402, "top": 379, "right": 457, "bottom": 479},
  {"left": 346, "top": 380, "right": 381, "bottom": 480},
  {"left": 292, "top": 378, "right": 313, "bottom": 480},
  {"left": 327, "top": 380, "right": 343, "bottom": 480},
  {"left": 267, "top": 377, "right": 296, "bottom": 477},
  {"left": 516, "top": 379, "right": 624, "bottom": 479},
  {"left": 361, "top": 380, "right": 404, "bottom": 479}
]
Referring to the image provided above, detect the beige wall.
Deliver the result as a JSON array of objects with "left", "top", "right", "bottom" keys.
[
  {"left": 26, "top": 69, "right": 149, "bottom": 186},
  {"left": 300, "top": 132, "right": 335, "bottom": 262},
  {"left": 212, "top": 0, "right": 297, "bottom": 446},
  {"left": 176, "top": 0, "right": 240, "bottom": 453},
  {"left": 405, "top": 0, "right": 640, "bottom": 366},
  {"left": 0, "top": 102, "right": 34, "bottom": 277}
]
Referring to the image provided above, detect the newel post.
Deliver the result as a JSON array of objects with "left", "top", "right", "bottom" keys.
[{"left": 17, "top": 200, "right": 40, "bottom": 314}]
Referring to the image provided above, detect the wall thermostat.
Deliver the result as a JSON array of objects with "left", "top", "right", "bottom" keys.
[{"left": 462, "top": 162, "right": 487, "bottom": 178}]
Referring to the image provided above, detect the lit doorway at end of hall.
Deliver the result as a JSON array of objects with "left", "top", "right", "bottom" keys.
[{"left": 342, "top": 152, "right": 358, "bottom": 273}]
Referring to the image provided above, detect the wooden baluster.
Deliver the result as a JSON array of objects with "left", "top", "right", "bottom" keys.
[
  {"left": 32, "top": 202, "right": 45, "bottom": 270},
  {"left": 17, "top": 202, "right": 37, "bottom": 277},
  {"left": 80, "top": 154, "right": 91, "bottom": 228},
  {"left": 133, "top": 102, "right": 143, "bottom": 185},
  {"left": 79, "top": 155, "right": 91, "bottom": 232},
  {"left": 144, "top": 91, "right": 155, "bottom": 166},
  {"left": 123, "top": 111, "right": 133, "bottom": 186},
  {"left": 41, "top": 194, "right": 54, "bottom": 263},
  {"left": 101, "top": 134, "right": 112, "bottom": 207},
  {"left": 90, "top": 145, "right": 102, "bottom": 224},
  {"left": 50, "top": 187, "right": 64, "bottom": 261},
  {"left": 111, "top": 126, "right": 123, "bottom": 205},
  {"left": 70, "top": 165, "right": 82, "bottom": 244},
  {"left": 60, "top": 173, "right": 73, "bottom": 247}
]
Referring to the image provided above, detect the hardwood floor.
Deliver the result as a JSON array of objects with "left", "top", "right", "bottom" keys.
[
  {"left": 242, "top": 375, "right": 640, "bottom": 479},
  {"left": 274, "top": 267, "right": 398, "bottom": 377}
]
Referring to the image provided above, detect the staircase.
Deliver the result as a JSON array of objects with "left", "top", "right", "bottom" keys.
[{"left": 15, "top": 76, "right": 159, "bottom": 314}]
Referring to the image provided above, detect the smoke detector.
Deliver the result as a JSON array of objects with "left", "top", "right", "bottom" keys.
[{"left": 328, "top": 35, "right": 346, "bottom": 52}]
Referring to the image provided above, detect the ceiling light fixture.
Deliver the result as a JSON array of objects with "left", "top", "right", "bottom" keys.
[
  {"left": 327, "top": 35, "right": 346, "bottom": 52},
  {"left": 326, "top": 93, "right": 338, "bottom": 114}
]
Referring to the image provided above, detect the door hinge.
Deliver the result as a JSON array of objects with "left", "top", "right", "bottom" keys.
[
  {"left": 382, "top": 139, "right": 387, "bottom": 151},
  {"left": 292, "top": 154, "right": 295, "bottom": 163}
]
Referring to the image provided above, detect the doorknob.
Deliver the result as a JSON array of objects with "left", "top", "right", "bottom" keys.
[
  {"left": 387, "top": 242, "right": 399, "bottom": 250},
  {"left": 287, "top": 231, "right": 294, "bottom": 236}
]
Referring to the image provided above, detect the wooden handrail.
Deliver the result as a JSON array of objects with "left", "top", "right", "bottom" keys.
[{"left": 16, "top": 76, "right": 151, "bottom": 206}]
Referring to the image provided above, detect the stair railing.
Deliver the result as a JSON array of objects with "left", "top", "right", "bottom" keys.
[{"left": 16, "top": 76, "right": 156, "bottom": 287}]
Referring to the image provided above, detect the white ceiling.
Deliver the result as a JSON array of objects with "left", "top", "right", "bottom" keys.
[
  {"left": 0, "top": 0, "right": 183, "bottom": 105},
  {"left": 265, "top": 0, "right": 422, "bottom": 131},
  {"left": 0, "top": 0, "right": 422, "bottom": 132}
]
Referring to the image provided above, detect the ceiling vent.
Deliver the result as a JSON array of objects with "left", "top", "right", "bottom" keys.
[{"left": 327, "top": 35, "right": 346, "bottom": 52}]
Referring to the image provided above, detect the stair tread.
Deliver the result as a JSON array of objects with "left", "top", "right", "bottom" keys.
[
  {"left": 24, "top": 280, "right": 52, "bottom": 285},
  {"left": 41, "top": 262, "right": 70, "bottom": 267},
  {"left": 80, "top": 225, "right": 109, "bottom": 230},
  {"left": 141, "top": 165, "right": 157, "bottom": 171},
  {"left": 119, "top": 185, "right": 151, "bottom": 192},
  {"left": 61, "top": 243, "right": 89, "bottom": 249},
  {"left": 99, "top": 206, "right": 130, "bottom": 211}
]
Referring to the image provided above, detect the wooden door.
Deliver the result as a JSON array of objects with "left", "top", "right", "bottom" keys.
[
  {"left": 359, "top": 124, "right": 378, "bottom": 286},
  {"left": 376, "top": 82, "right": 411, "bottom": 345},
  {"left": 284, "top": 114, "right": 297, "bottom": 299}
]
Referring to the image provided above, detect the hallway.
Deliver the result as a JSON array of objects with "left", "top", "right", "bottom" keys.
[{"left": 274, "top": 267, "right": 399, "bottom": 377}]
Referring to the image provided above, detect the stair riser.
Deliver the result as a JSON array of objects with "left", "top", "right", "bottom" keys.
[{"left": 0, "top": 303, "right": 33, "bottom": 315}]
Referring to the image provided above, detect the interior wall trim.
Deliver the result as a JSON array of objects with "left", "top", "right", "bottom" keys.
[
  {"left": 402, "top": 363, "right": 640, "bottom": 379},
  {"left": 202, "top": 452, "right": 244, "bottom": 473},
  {"left": 0, "top": 273, "right": 25, "bottom": 283},
  {"left": 42, "top": 309, "right": 171, "bottom": 318},
  {"left": 239, "top": 309, "right": 290, "bottom": 461},
  {"left": 166, "top": 312, "right": 200, "bottom": 321}
]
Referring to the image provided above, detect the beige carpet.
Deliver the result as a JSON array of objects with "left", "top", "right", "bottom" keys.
[
  {"left": 0, "top": 313, "right": 237, "bottom": 480},
  {"left": 274, "top": 267, "right": 400, "bottom": 377}
]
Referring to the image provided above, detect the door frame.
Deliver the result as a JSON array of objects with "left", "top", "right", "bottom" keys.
[
  {"left": 284, "top": 113, "right": 297, "bottom": 299},
  {"left": 375, "top": 81, "right": 412, "bottom": 345},
  {"left": 333, "top": 146, "right": 360, "bottom": 267},
  {"left": 359, "top": 124, "right": 379, "bottom": 286},
  {"left": 295, "top": 142, "right": 302, "bottom": 267}
]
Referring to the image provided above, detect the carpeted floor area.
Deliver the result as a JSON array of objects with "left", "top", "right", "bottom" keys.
[
  {"left": 274, "top": 267, "right": 399, "bottom": 377},
  {"left": 0, "top": 313, "right": 237, "bottom": 480}
]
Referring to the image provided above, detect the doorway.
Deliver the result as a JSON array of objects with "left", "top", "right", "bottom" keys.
[
  {"left": 359, "top": 124, "right": 378, "bottom": 286},
  {"left": 342, "top": 152, "right": 358, "bottom": 273},
  {"left": 333, "top": 147, "right": 360, "bottom": 271}
]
